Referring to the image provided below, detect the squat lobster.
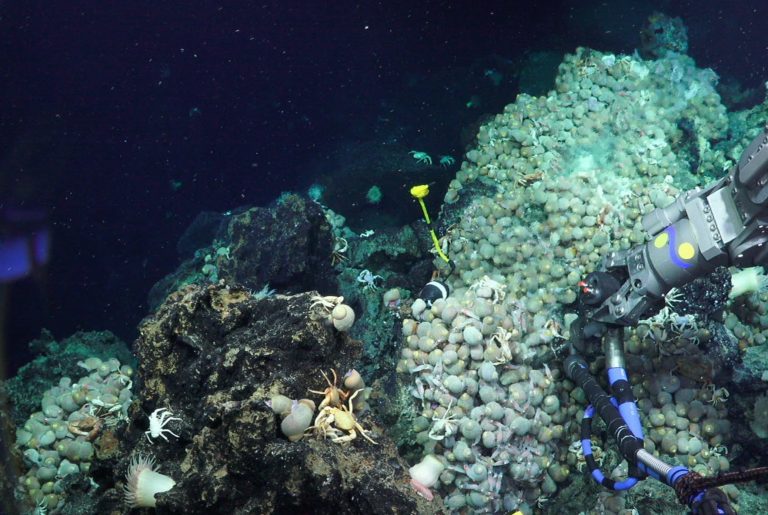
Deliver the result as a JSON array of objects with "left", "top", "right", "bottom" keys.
[
  {"left": 145, "top": 408, "right": 182, "bottom": 443},
  {"left": 408, "top": 150, "right": 432, "bottom": 166},
  {"left": 356, "top": 269, "right": 383, "bottom": 291}
]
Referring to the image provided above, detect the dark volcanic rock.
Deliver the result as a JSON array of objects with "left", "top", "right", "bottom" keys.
[
  {"left": 108, "top": 283, "right": 437, "bottom": 514},
  {"left": 218, "top": 194, "right": 337, "bottom": 294},
  {"left": 0, "top": 386, "right": 22, "bottom": 515},
  {"left": 149, "top": 194, "right": 338, "bottom": 311}
]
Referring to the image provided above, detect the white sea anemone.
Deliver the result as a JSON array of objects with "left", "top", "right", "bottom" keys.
[
  {"left": 123, "top": 453, "right": 176, "bottom": 508},
  {"left": 730, "top": 266, "right": 768, "bottom": 299},
  {"left": 408, "top": 454, "right": 445, "bottom": 501}
]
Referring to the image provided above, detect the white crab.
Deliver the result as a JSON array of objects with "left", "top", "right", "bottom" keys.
[
  {"left": 356, "top": 269, "right": 383, "bottom": 291},
  {"left": 409, "top": 150, "right": 432, "bottom": 165},
  {"left": 703, "top": 384, "right": 730, "bottom": 407},
  {"left": 488, "top": 327, "right": 515, "bottom": 365},
  {"left": 468, "top": 275, "right": 506, "bottom": 304},
  {"left": 428, "top": 399, "right": 459, "bottom": 440},
  {"left": 310, "top": 294, "right": 344, "bottom": 311},
  {"left": 568, "top": 440, "right": 604, "bottom": 472},
  {"left": 663, "top": 287, "right": 683, "bottom": 310},
  {"left": 439, "top": 155, "right": 455, "bottom": 168},
  {"left": 145, "top": 408, "right": 182, "bottom": 443}
]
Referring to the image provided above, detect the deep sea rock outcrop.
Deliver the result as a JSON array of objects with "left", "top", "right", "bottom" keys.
[
  {"left": 113, "top": 283, "right": 438, "bottom": 514},
  {"left": 148, "top": 194, "right": 337, "bottom": 310}
]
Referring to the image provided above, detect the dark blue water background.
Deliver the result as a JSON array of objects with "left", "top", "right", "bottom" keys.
[{"left": 1, "top": 0, "right": 766, "bottom": 372}]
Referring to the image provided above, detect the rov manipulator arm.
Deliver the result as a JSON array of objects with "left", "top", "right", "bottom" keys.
[
  {"left": 564, "top": 350, "right": 742, "bottom": 515},
  {"left": 579, "top": 124, "right": 768, "bottom": 329},
  {"left": 564, "top": 126, "right": 768, "bottom": 514}
]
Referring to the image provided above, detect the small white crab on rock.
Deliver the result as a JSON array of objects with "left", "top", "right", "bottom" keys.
[
  {"left": 309, "top": 294, "right": 356, "bottom": 332},
  {"left": 356, "top": 269, "right": 383, "bottom": 291},
  {"left": 145, "top": 408, "right": 182, "bottom": 443}
]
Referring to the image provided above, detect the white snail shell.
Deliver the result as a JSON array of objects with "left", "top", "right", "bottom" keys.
[{"left": 331, "top": 303, "right": 355, "bottom": 331}]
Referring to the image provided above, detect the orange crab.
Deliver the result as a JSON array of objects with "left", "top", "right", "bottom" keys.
[
  {"left": 68, "top": 415, "right": 103, "bottom": 441},
  {"left": 308, "top": 369, "right": 349, "bottom": 410}
]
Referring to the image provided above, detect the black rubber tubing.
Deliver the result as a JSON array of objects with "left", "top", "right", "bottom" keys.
[{"left": 564, "top": 355, "right": 644, "bottom": 461}]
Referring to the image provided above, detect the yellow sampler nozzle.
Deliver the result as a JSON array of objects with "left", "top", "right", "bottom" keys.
[
  {"left": 410, "top": 184, "right": 452, "bottom": 266},
  {"left": 410, "top": 184, "right": 430, "bottom": 200}
]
